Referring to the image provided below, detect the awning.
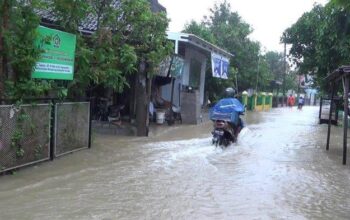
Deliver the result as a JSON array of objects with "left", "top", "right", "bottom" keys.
[
  {"left": 324, "top": 65, "right": 350, "bottom": 82},
  {"left": 167, "top": 32, "right": 233, "bottom": 79},
  {"left": 167, "top": 32, "right": 233, "bottom": 59}
]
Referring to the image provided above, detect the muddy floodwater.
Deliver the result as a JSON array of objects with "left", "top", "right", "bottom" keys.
[{"left": 1, "top": 106, "right": 350, "bottom": 219}]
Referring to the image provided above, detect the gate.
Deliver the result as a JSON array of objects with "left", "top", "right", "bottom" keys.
[
  {"left": 54, "top": 102, "right": 90, "bottom": 157},
  {"left": 0, "top": 99, "right": 92, "bottom": 174},
  {"left": 0, "top": 104, "right": 51, "bottom": 172}
]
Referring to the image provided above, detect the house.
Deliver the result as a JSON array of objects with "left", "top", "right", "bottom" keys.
[
  {"left": 153, "top": 32, "right": 233, "bottom": 124},
  {"left": 36, "top": 1, "right": 233, "bottom": 129},
  {"left": 35, "top": 0, "right": 167, "bottom": 123}
]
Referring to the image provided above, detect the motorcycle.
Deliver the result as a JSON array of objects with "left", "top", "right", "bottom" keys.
[
  {"left": 212, "top": 118, "right": 243, "bottom": 147},
  {"left": 210, "top": 98, "right": 245, "bottom": 147},
  {"left": 94, "top": 97, "right": 125, "bottom": 123}
]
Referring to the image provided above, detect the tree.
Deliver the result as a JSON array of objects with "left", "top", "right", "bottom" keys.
[
  {"left": 0, "top": 0, "right": 58, "bottom": 99},
  {"left": 51, "top": 0, "right": 171, "bottom": 135},
  {"left": 1, "top": 0, "right": 171, "bottom": 136},
  {"left": 265, "top": 51, "right": 285, "bottom": 83},
  {"left": 117, "top": 0, "right": 171, "bottom": 136},
  {"left": 183, "top": 21, "right": 216, "bottom": 44},
  {"left": 206, "top": 1, "right": 263, "bottom": 91},
  {"left": 332, "top": 0, "right": 350, "bottom": 11},
  {"left": 283, "top": 3, "right": 350, "bottom": 91},
  {"left": 184, "top": 1, "right": 276, "bottom": 101}
]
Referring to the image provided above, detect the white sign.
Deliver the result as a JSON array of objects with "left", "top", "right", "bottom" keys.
[{"left": 34, "top": 62, "right": 73, "bottom": 74}]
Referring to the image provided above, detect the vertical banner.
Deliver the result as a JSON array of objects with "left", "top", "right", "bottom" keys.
[
  {"left": 32, "top": 26, "right": 77, "bottom": 80},
  {"left": 211, "top": 53, "right": 230, "bottom": 79},
  {"left": 212, "top": 53, "right": 222, "bottom": 78},
  {"left": 221, "top": 57, "right": 229, "bottom": 79}
]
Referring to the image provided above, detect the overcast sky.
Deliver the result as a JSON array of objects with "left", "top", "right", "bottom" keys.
[{"left": 158, "top": 0, "right": 329, "bottom": 53}]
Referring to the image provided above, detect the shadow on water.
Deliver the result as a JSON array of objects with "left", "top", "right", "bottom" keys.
[{"left": 0, "top": 106, "right": 350, "bottom": 219}]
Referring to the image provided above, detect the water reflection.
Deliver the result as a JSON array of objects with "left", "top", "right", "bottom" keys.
[{"left": 0, "top": 107, "right": 349, "bottom": 219}]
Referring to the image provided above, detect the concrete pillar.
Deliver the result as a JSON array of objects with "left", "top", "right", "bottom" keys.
[
  {"left": 261, "top": 92, "right": 266, "bottom": 110},
  {"left": 268, "top": 93, "right": 273, "bottom": 109},
  {"left": 242, "top": 91, "right": 248, "bottom": 106}
]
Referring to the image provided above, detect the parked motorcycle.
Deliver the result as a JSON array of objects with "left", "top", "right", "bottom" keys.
[
  {"left": 94, "top": 97, "right": 124, "bottom": 123},
  {"left": 210, "top": 96, "right": 245, "bottom": 147}
]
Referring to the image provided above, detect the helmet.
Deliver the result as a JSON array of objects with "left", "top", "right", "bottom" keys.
[{"left": 224, "top": 87, "right": 236, "bottom": 98}]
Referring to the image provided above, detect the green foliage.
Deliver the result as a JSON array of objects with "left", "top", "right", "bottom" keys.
[
  {"left": 284, "top": 3, "right": 350, "bottom": 91},
  {"left": 206, "top": 1, "right": 262, "bottom": 91},
  {"left": 285, "top": 71, "right": 298, "bottom": 92},
  {"left": 118, "top": 0, "right": 172, "bottom": 73},
  {"left": 1, "top": 0, "right": 171, "bottom": 99},
  {"left": 183, "top": 21, "right": 217, "bottom": 44},
  {"left": 52, "top": 0, "right": 171, "bottom": 96},
  {"left": 5, "top": 80, "right": 52, "bottom": 99},
  {"left": 257, "top": 55, "right": 274, "bottom": 92},
  {"left": 51, "top": 0, "right": 90, "bottom": 33},
  {"left": 34, "top": 144, "right": 43, "bottom": 159},
  {"left": 331, "top": 0, "right": 350, "bottom": 11},
  {"left": 11, "top": 109, "right": 26, "bottom": 159},
  {"left": 184, "top": 1, "right": 281, "bottom": 101},
  {"left": 0, "top": 0, "right": 56, "bottom": 99},
  {"left": 265, "top": 51, "right": 285, "bottom": 83},
  {"left": 10, "top": 107, "right": 37, "bottom": 159}
]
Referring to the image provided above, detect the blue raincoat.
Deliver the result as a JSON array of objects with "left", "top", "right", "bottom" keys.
[{"left": 209, "top": 98, "right": 245, "bottom": 126}]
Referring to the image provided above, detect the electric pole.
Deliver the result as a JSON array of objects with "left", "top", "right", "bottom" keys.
[
  {"left": 282, "top": 40, "right": 287, "bottom": 106},
  {"left": 255, "top": 56, "right": 260, "bottom": 93}
]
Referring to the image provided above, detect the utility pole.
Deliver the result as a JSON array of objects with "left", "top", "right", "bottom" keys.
[
  {"left": 255, "top": 56, "right": 260, "bottom": 93},
  {"left": 235, "top": 71, "right": 239, "bottom": 93},
  {"left": 297, "top": 73, "right": 301, "bottom": 105},
  {"left": 282, "top": 40, "right": 287, "bottom": 106},
  {"left": 0, "top": 1, "right": 9, "bottom": 98}
]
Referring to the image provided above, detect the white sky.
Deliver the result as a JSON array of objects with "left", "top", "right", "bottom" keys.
[{"left": 158, "top": 0, "right": 329, "bottom": 52}]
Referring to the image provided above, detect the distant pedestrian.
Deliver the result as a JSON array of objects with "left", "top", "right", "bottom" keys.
[
  {"left": 298, "top": 96, "right": 304, "bottom": 110},
  {"left": 287, "top": 94, "right": 295, "bottom": 107}
]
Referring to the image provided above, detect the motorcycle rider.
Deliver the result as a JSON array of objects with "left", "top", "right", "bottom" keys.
[
  {"left": 223, "top": 87, "right": 245, "bottom": 133},
  {"left": 210, "top": 87, "right": 245, "bottom": 145}
]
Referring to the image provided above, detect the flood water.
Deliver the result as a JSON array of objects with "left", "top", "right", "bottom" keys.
[{"left": 1, "top": 106, "right": 350, "bottom": 219}]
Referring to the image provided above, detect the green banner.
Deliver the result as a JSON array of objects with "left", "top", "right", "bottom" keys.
[{"left": 32, "top": 26, "right": 76, "bottom": 80}]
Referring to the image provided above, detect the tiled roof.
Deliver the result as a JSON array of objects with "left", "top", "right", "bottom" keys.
[{"left": 37, "top": 0, "right": 166, "bottom": 33}]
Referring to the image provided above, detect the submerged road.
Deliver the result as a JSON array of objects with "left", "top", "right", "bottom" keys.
[{"left": 0, "top": 106, "right": 350, "bottom": 219}]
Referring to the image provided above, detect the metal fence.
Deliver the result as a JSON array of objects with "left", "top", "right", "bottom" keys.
[
  {"left": 54, "top": 102, "right": 90, "bottom": 157},
  {"left": 0, "top": 104, "right": 51, "bottom": 172},
  {"left": 0, "top": 100, "right": 91, "bottom": 174}
]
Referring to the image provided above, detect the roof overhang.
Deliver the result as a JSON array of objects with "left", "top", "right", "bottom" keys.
[
  {"left": 167, "top": 32, "right": 233, "bottom": 59},
  {"left": 325, "top": 65, "right": 350, "bottom": 82}
]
